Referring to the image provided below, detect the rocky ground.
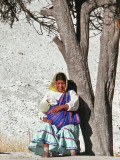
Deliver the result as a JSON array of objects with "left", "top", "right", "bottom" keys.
[{"left": 0, "top": 152, "right": 120, "bottom": 160}]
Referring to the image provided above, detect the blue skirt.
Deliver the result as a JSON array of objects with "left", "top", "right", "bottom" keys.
[{"left": 28, "top": 122, "right": 80, "bottom": 156}]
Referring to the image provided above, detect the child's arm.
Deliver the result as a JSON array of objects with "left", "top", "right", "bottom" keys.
[{"left": 43, "top": 117, "right": 52, "bottom": 124}]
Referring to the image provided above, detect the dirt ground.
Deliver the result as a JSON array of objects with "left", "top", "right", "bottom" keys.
[{"left": 0, "top": 152, "right": 120, "bottom": 160}]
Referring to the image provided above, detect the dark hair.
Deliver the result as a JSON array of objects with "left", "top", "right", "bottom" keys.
[{"left": 56, "top": 73, "right": 66, "bottom": 81}]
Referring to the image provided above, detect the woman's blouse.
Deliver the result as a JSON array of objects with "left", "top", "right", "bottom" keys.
[{"left": 39, "top": 89, "right": 79, "bottom": 120}]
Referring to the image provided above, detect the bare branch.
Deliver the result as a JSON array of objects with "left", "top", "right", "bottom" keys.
[
  {"left": 41, "top": 8, "right": 54, "bottom": 17},
  {"left": 16, "top": 0, "right": 40, "bottom": 22},
  {"left": 16, "top": 0, "right": 57, "bottom": 34},
  {"left": 89, "top": 19, "right": 102, "bottom": 31},
  {"left": 53, "top": 36, "right": 66, "bottom": 57},
  {"left": 89, "top": 7, "right": 103, "bottom": 31}
]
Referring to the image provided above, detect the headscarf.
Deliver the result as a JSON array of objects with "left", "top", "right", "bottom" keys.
[{"left": 49, "top": 72, "right": 68, "bottom": 92}]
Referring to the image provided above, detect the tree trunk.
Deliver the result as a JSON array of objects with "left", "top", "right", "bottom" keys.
[{"left": 94, "top": 5, "right": 120, "bottom": 155}]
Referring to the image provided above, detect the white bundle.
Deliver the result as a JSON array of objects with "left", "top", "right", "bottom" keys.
[{"left": 39, "top": 102, "right": 51, "bottom": 113}]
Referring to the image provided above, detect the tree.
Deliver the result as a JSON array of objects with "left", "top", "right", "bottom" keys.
[{"left": 0, "top": 0, "right": 120, "bottom": 156}]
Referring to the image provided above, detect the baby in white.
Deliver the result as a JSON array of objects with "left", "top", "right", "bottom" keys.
[{"left": 39, "top": 98, "right": 57, "bottom": 113}]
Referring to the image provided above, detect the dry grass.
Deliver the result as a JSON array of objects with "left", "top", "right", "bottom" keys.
[
  {"left": 116, "top": 155, "right": 120, "bottom": 157},
  {"left": 1, "top": 133, "right": 120, "bottom": 156},
  {"left": 0, "top": 133, "right": 32, "bottom": 152}
]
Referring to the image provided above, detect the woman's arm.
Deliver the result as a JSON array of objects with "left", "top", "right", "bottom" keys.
[
  {"left": 66, "top": 90, "right": 79, "bottom": 111},
  {"left": 51, "top": 90, "right": 79, "bottom": 113},
  {"left": 51, "top": 104, "right": 69, "bottom": 113}
]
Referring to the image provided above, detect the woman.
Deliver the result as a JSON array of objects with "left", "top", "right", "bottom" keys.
[{"left": 28, "top": 72, "right": 81, "bottom": 157}]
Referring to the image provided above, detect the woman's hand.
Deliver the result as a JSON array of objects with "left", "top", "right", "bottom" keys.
[
  {"left": 43, "top": 117, "right": 52, "bottom": 125},
  {"left": 51, "top": 104, "right": 69, "bottom": 113}
]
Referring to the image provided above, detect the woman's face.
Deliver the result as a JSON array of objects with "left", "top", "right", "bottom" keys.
[{"left": 56, "top": 80, "right": 66, "bottom": 92}]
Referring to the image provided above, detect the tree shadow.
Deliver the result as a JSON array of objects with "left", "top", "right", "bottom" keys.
[
  {"left": 68, "top": 80, "right": 77, "bottom": 92},
  {"left": 0, "top": 152, "right": 10, "bottom": 154},
  {"left": 68, "top": 80, "right": 94, "bottom": 155},
  {"left": 74, "top": 0, "right": 87, "bottom": 42}
]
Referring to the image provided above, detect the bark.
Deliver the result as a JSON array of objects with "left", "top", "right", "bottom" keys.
[
  {"left": 41, "top": 8, "right": 54, "bottom": 17},
  {"left": 94, "top": 5, "right": 120, "bottom": 155}
]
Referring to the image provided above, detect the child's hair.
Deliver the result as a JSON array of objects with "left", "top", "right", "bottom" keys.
[
  {"left": 56, "top": 73, "right": 66, "bottom": 81},
  {"left": 39, "top": 102, "right": 50, "bottom": 113}
]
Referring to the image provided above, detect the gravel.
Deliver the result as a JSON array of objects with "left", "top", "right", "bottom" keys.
[{"left": 0, "top": 152, "right": 120, "bottom": 160}]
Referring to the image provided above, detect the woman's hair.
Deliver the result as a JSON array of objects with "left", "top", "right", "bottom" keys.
[{"left": 56, "top": 73, "right": 66, "bottom": 81}]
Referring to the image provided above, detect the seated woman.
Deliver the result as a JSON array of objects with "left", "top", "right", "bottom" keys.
[{"left": 28, "top": 72, "right": 81, "bottom": 157}]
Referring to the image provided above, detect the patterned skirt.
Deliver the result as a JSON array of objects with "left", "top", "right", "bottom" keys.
[{"left": 28, "top": 122, "right": 80, "bottom": 156}]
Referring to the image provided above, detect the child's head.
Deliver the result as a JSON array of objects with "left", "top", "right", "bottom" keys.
[{"left": 39, "top": 102, "right": 50, "bottom": 113}]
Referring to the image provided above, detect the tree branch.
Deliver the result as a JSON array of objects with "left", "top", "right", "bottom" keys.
[
  {"left": 16, "top": 0, "right": 41, "bottom": 22},
  {"left": 41, "top": 8, "right": 54, "bottom": 17},
  {"left": 95, "top": 0, "right": 116, "bottom": 7},
  {"left": 80, "top": 2, "right": 91, "bottom": 58},
  {"left": 53, "top": 36, "right": 66, "bottom": 58},
  {"left": 79, "top": 0, "right": 104, "bottom": 59},
  {"left": 80, "top": 0, "right": 117, "bottom": 58}
]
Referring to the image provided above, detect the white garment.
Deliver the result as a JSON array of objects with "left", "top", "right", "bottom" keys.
[{"left": 39, "top": 89, "right": 79, "bottom": 120}]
